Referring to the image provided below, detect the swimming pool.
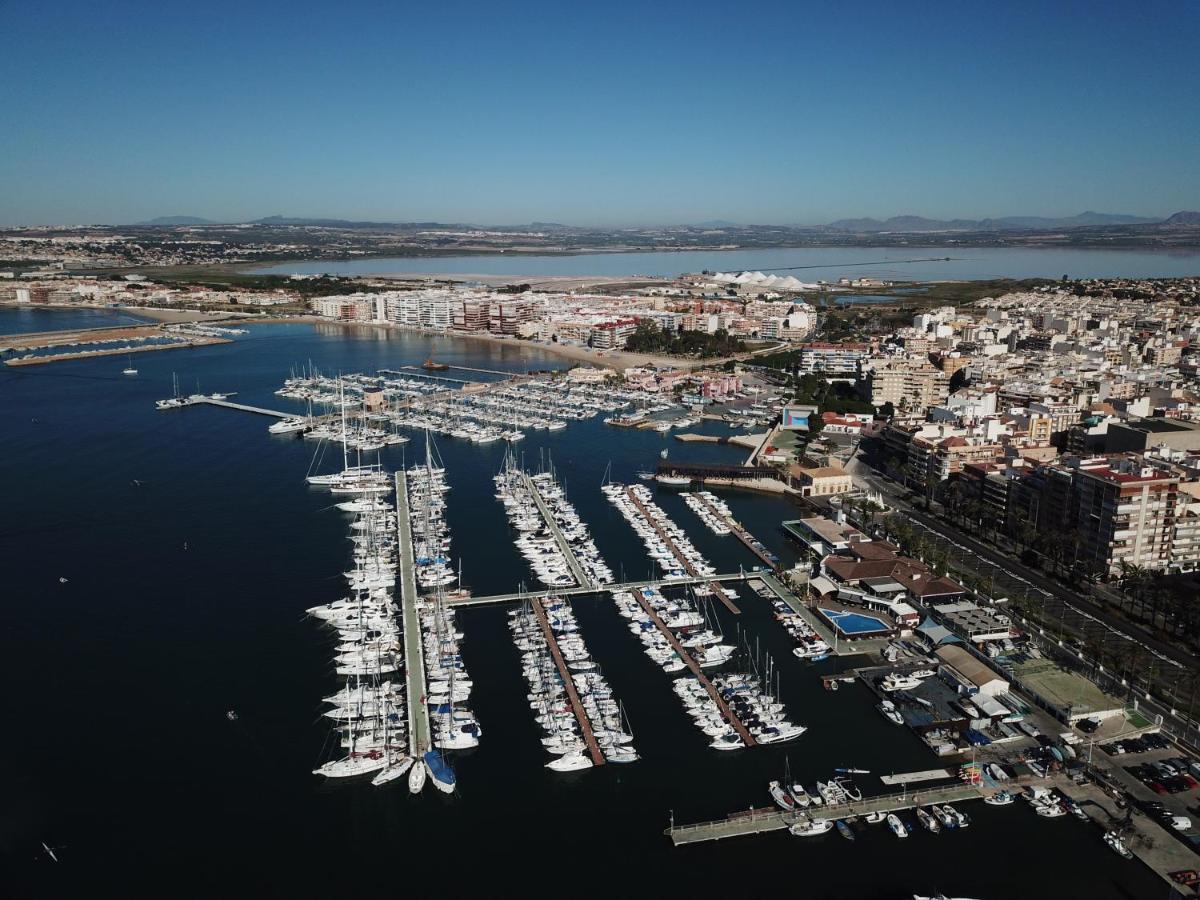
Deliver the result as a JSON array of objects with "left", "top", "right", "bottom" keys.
[{"left": 818, "top": 608, "right": 891, "bottom": 636}]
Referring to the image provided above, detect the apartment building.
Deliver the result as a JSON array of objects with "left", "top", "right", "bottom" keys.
[
  {"left": 864, "top": 357, "right": 950, "bottom": 411},
  {"left": 797, "top": 342, "right": 869, "bottom": 377}
]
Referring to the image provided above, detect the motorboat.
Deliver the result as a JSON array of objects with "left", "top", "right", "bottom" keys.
[
  {"left": 1103, "top": 831, "right": 1132, "bottom": 859},
  {"left": 917, "top": 807, "right": 941, "bottom": 833},
  {"left": 887, "top": 813, "right": 908, "bottom": 838},
  {"left": 984, "top": 790, "right": 1014, "bottom": 806},
  {"left": 789, "top": 818, "right": 834, "bottom": 837}
]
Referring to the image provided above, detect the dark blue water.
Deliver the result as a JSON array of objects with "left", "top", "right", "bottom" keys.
[
  {"left": 2, "top": 323, "right": 1160, "bottom": 898},
  {"left": 250, "top": 245, "right": 1200, "bottom": 281},
  {"left": 0, "top": 305, "right": 155, "bottom": 335}
]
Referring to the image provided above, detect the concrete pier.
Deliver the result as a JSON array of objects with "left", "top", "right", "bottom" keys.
[
  {"left": 395, "top": 471, "right": 431, "bottom": 756},
  {"left": 523, "top": 472, "right": 592, "bottom": 588},
  {"left": 528, "top": 596, "right": 606, "bottom": 767},
  {"left": 445, "top": 573, "right": 748, "bottom": 608},
  {"left": 625, "top": 486, "right": 741, "bottom": 614},
  {"left": 632, "top": 588, "right": 756, "bottom": 748},
  {"left": 668, "top": 783, "right": 985, "bottom": 845},
  {"left": 691, "top": 492, "right": 778, "bottom": 570}
]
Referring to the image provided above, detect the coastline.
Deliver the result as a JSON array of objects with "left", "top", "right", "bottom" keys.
[{"left": 263, "top": 317, "right": 707, "bottom": 371}]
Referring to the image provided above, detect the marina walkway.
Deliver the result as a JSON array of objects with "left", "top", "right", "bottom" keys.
[
  {"left": 625, "top": 487, "right": 741, "bottom": 614},
  {"left": 632, "top": 588, "right": 756, "bottom": 748},
  {"left": 395, "top": 472, "right": 431, "bottom": 756},
  {"left": 522, "top": 473, "right": 592, "bottom": 588},
  {"left": 446, "top": 572, "right": 748, "bottom": 608},
  {"left": 668, "top": 783, "right": 986, "bottom": 845},
  {"left": 528, "top": 596, "right": 606, "bottom": 767},
  {"left": 754, "top": 573, "right": 884, "bottom": 657},
  {"left": 691, "top": 493, "right": 778, "bottom": 570},
  {"left": 182, "top": 397, "right": 293, "bottom": 418}
]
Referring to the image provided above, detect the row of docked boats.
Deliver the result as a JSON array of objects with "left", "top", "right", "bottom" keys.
[
  {"left": 308, "top": 467, "right": 417, "bottom": 788},
  {"left": 613, "top": 586, "right": 735, "bottom": 673},
  {"left": 494, "top": 461, "right": 614, "bottom": 588},
  {"left": 766, "top": 594, "right": 832, "bottom": 661},
  {"left": 681, "top": 491, "right": 732, "bottom": 535},
  {"left": 406, "top": 451, "right": 458, "bottom": 592},
  {"left": 709, "top": 672, "right": 807, "bottom": 749},
  {"left": 602, "top": 482, "right": 717, "bottom": 580},
  {"left": 508, "top": 597, "right": 638, "bottom": 771}
]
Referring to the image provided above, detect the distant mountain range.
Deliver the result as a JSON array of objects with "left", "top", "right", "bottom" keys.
[
  {"left": 136, "top": 215, "right": 216, "bottom": 226},
  {"left": 823, "top": 211, "right": 1165, "bottom": 232},
  {"left": 131, "top": 211, "right": 1200, "bottom": 232}
]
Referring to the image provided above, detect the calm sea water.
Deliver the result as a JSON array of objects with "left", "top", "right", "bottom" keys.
[
  {"left": 1, "top": 313, "right": 1161, "bottom": 898},
  {"left": 0, "top": 305, "right": 154, "bottom": 335},
  {"left": 250, "top": 245, "right": 1200, "bottom": 281}
]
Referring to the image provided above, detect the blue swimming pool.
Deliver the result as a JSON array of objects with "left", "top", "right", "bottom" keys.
[{"left": 819, "top": 608, "right": 891, "bottom": 636}]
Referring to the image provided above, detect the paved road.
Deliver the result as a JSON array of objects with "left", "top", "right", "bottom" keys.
[{"left": 845, "top": 454, "right": 1199, "bottom": 746}]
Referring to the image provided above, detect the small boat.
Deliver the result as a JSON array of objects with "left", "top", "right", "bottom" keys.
[
  {"left": 789, "top": 784, "right": 813, "bottom": 808},
  {"left": 944, "top": 805, "right": 969, "bottom": 829},
  {"left": 865, "top": 811, "right": 887, "bottom": 824},
  {"left": 225, "top": 710, "right": 238, "bottom": 722},
  {"left": 932, "top": 805, "right": 956, "bottom": 829},
  {"left": 789, "top": 818, "right": 834, "bottom": 837},
  {"left": 836, "top": 820, "right": 855, "bottom": 841},
  {"left": 407, "top": 758, "right": 426, "bottom": 793},
  {"left": 984, "top": 790, "right": 1014, "bottom": 806},
  {"left": 547, "top": 752, "right": 593, "bottom": 772},
  {"left": 1104, "top": 831, "right": 1133, "bottom": 859},
  {"left": 1066, "top": 800, "right": 1088, "bottom": 821},
  {"left": 122, "top": 354, "right": 138, "bottom": 376},
  {"left": 422, "top": 358, "right": 450, "bottom": 371},
  {"left": 835, "top": 767, "right": 870, "bottom": 775},
  {"left": 917, "top": 807, "right": 941, "bottom": 833},
  {"left": 425, "top": 750, "right": 458, "bottom": 794},
  {"left": 887, "top": 813, "right": 908, "bottom": 838},
  {"left": 769, "top": 780, "right": 796, "bottom": 811},
  {"left": 655, "top": 474, "right": 692, "bottom": 487}
]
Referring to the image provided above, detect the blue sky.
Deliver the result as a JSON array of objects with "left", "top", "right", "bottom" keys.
[{"left": 1, "top": 0, "right": 1197, "bottom": 225}]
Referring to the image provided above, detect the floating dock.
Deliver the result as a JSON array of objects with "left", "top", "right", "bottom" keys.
[
  {"left": 523, "top": 472, "right": 592, "bottom": 588},
  {"left": 691, "top": 492, "right": 778, "bottom": 570},
  {"left": 879, "top": 769, "right": 955, "bottom": 785},
  {"left": 182, "top": 397, "right": 293, "bottom": 418},
  {"left": 667, "top": 783, "right": 985, "bottom": 845},
  {"left": 528, "top": 596, "right": 606, "bottom": 767},
  {"left": 632, "top": 588, "right": 756, "bottom": 748},
  {"left": 625, "top": 487, "right": 741, "bottom": 614},
  {"left": 395, "top": 471, "right": 430, "bottom": 756}
]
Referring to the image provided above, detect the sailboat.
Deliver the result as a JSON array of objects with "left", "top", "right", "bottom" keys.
[
  {"left": 122, "top": 354, "right": 138, "bottom": 376},
  {"left": 424, "top": 748, "right": 456, "bottom": 793}
]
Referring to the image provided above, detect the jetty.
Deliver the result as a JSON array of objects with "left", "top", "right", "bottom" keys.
[
  {"left": 395, "top": 471, "right": 430, "bottom": 756},
  {"left": 523, "top": 472, "right": 592, "bottom": 588},
  {"left": 667, "top": 783, "right": 985, "bottom": 845},
  {"left": 690, "top": 492, "right": 778, "bottom": 570},
  {"left": 445, "top": 572, "right": 748, "bottom": 608},
  {"left": 181, "top": 397, "right": 293, "bottom": 418},
  {"left": 528, "top": 596, "right": 606, "bottom": 767},
  {"left": 879, "top": 769, "right": 955, "bottom": 786},
  {"left": 753, "top": 573, "right": 882, "bottom": 657},
  {"left": 632, "top": 588, "right": 756, "bottom": 747},
  {"left": 625, "top": 486, "right": 740, "bottom": 614}
]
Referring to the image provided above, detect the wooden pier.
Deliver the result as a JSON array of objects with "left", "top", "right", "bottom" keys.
[
  {"left": 523, "top": 473, "right": 593, "bottom": 588},
  {"left": 632, "top": 588, "right": 756, "bottom": 748},
  {"left": 444, "top": 572, "right": 748, "bottom": 608},
  {"left": 625, "top": 487, "right": 741, "bottom": 615},
  {"left": 691, "top": 493, "right": 778, "bottom": 570},
  {"left": 395, "top": 471, "right": 431, "bottom": 756},
  {"left": 667, "top": 782, "right": 986, "bottom": 845},
  {"left": 528, "top": 596, "right": 606, "bottom": 767}
]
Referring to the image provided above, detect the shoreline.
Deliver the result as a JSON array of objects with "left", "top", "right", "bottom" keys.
[{"left": 258, "top": 317, "right": 710, "bottom": 371}]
